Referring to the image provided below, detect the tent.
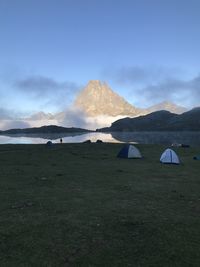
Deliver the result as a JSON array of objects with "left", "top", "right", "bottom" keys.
[
  {"left": 46, "top": 140, "right": 53, "bottom": 147},
  {"left": 117, "top": 144, "right": 142, "bottom": 159},
  {"left": 160, "top": 148, "right": 180, "bottom": 164}
]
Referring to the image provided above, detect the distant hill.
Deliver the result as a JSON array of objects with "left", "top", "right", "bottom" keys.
[
  {"left": 166, "top": 107, "right": 200, "bottom": 130},
  {"left": 0, "top": 125, "right": 92, "bottom": 135},
  {"left": 97, "top": 108, "right": 200, "bottom": 132},
  {"left": 145, "top": 101, "right": 187, "bottom": 115}
]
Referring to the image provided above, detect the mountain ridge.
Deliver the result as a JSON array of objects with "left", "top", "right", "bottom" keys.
[
  {"left": 0, "top": 125, "right": 93, "bottom": 135},
  {"left": 97, "top": 108, "right": 200, "bottom": 132}
]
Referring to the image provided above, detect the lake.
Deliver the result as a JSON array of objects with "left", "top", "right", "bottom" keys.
[
  {"left": 0, "top": 132, "right": 118, "bottom": 144},
  {"left": 0, "top": 131, "right": 200, "bottom": 145}
]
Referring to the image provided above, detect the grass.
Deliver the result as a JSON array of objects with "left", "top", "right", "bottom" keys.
[{"left": 0, "top": 143, "right": 200, "bottom": 266}]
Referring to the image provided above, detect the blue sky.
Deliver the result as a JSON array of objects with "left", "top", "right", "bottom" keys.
[{"left": 0, "top": 0, "right": 200, "bottom": 117}]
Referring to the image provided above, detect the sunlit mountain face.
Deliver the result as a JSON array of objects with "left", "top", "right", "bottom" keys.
[{"left": 74, "top": 80, "right": 140, "bottom": 117}]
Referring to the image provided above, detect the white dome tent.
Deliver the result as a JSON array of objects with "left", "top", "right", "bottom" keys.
[{"left": 160, "top": 148, "right": 180, "bottom": 164}]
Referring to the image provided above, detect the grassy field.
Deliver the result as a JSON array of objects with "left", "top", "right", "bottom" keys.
[{"left": 0, "top": 142, "right": 200, "bottom": 266}]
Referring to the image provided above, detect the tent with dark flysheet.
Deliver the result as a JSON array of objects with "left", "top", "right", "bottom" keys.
[{"left": 117, "top": 144, "right": 142, "bottom": 159}]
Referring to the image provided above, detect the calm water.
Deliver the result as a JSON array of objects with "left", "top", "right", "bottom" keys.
[
  {"left": 111, "top": 131, "right": 200, "bottom": 146},
  {"left": 0, "top": 132, "right": 118, "bottom": 144},
  {"left": 0, "top": 131, "right": 200, "bottom": 145}
]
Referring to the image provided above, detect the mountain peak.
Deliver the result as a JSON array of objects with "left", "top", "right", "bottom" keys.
[
  {"left": 74, "top": 80, "right": 139, "bottom": 117},
  {"left": 87, "top": 80, "right": 106, "bottom": 87},
  {"left": 84, "top": 80, "right": 113, "bottom": 95}
]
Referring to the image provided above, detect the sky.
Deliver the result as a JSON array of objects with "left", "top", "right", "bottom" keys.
[{"left": 0, "top": 0, "right": 200, "bottom": 121}]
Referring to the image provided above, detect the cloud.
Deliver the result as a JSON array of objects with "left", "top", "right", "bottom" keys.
[
  {"left": 84, "top": 115, "right": 127, "bottom": 130},
  {"left": 111, "top": 66, "right": 151, "bottom": 84},
  {"left": 0, "top": 108, "right": 25, "bottom": 120},
  {"left": 14, "top": 75, "right": 81, "bottom": 110},
  {"left": 0, "top": 108, "right": 13, "bottom": 120},
  {"left": 0, "top": 120, "right": 30, "bottom": 131},
  {"left": 53, "top": 107, "right": 123, "bottom": 130},
  {"left": 56, "top": 107, "right": 90, "bottom": 129},
  {"left": 103, "top": 65, "right": 183, "bottom": 85},
  {"left": 15, "top": 76, "right": 74, "bottom": 95},
  {"left": 103, "top": 65, "right": 199, "bottom": 108},
  {"left": 139, "top": 75, "right": 200, "bottom": 107}
]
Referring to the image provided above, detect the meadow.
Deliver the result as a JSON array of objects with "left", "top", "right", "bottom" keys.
[{"left": 0, "top": 142, "right": 200, "bottom": 266}]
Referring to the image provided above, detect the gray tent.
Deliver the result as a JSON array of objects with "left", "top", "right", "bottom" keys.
[{"left": 160, "top": 148, "right": 180, "bottom": 164}]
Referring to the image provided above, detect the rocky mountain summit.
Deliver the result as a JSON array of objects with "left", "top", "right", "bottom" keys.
[{"left": 74, "top": 80, "right": 140, "bottom": 116}]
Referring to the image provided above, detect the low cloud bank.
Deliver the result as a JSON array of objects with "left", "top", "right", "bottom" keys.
[
  {"left": 13, "top": 75, "right": 82, "bottom": 112},
  {"left": 0, "top": 107, "right": 122, "bottom": 131},
  {"left": 55, "top": 108, "right": 125, "bottom": 130},
  {"left": 15, "top": 75, "right": 80, "bottom": 97},
  {"left": 139, "top": 75, "right": 200, "bottom": 107},
  {"left": 0, "top": 108, "right": 13, "bottom": 120},
  {"left": 103, "top": 66, "right": 199, "bottom": 108},
  {"left": 0, "top": 120, "right": 30, "bottom": 131}
]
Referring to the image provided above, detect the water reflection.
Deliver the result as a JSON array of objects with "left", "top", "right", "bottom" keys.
[
  {"left": 111, "top": 131, "right": 200, "bottom": 146},
  {"left": 0, "top": 132, "right": 120, "bottom": 144},
  {"left": 0, "top": 131, "right": 200, "bottom": 145}
]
